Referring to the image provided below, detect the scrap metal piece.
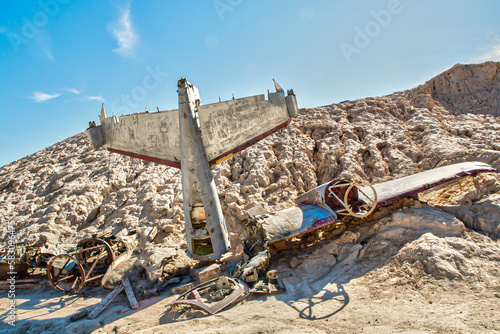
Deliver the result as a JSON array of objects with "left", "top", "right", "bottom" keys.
[
  {"left": 249, "top": 270, "right": 286, "bottom": 294},
  {"left": 0, "top": 241, "right": 54, "bottom": 279},
  {"left": 172, "top": 276, "right": 249, "bottom": 315},
  {"left": 297, "top": 162, "right": 497, "bottom": 214},
  {"left": 362, "top": 161, "right": 497, "bottom": 207},
  {"left": 241, "top": 250, "right": 269, "bottom": 283}
]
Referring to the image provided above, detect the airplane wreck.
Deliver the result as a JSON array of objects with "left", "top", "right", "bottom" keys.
[
  {"left": 85, "top": 78, "right": 496, "bottom": 262},
  {"left": 82, "top": 78, "right": 497, "bottom": 314},
  {"left": 86, "top": 78, "right": 298, "bottom": 261}
]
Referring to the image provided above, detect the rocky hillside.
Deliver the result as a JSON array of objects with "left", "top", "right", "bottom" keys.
[
  {"left": 2, "top": 62, "right": 500, "bottom": 334},
  {"left": 1, "top": 61, "right": 499, "bottom": 266}
]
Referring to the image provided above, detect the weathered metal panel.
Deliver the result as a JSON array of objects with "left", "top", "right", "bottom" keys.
[
  {"left": 260, "top": 204, "right": 337, "bottom": 242},
  {"left": 361, "top": 161, "right": 497, "bottom": 207},
  {"left": 295, "top": 183, "right": 329, "bottom": 207},
  {"left": 285, "top": 92, "right": 298, "bottom": 118},
  {"left": 85, "top": 125, "right": 104, "bottom": 149},
  {"left": 100, "top": 110, "right": 181, "bottom": 166},
  {"left": 199, "top": 92, "right": 290, "bottom": 164}
]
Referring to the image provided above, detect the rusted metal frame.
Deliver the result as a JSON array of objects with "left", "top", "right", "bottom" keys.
[
  {"left": 84, "top": 274, "right": 104, "bottom": 283},
  {"left": 52, "top": 257, "right": 71, "bottom": 281},
  {"left": 327, "top": 181, "right": 350, "bottom": 215},
  {"left": 70, "top": 276, "right": 80, "bottom": 291},
  {"left": 173, "top": 277, "right": 249, "bottom": 315},
  {"left": 54, "top": 274, "right": 77, "bottom": 285},
  {"left": 47, "top": 254, "right": 86, "bottom": 294},
  {"left": 344, "top": 181, "right": 377, "bottom": 218},
  {"left": 356, "top": 186, "right": 374, "bottom": 210}
]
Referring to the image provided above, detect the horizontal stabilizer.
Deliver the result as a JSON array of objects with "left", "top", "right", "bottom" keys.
[
  {"left": 86, "top": 82, "right": 298, "bottom": 169},
  {"left": 86, "top": 109, "right": 181, "bottom": 168},
  {"left": 199, "top": 91, "right": 295, "bottom": 166}
]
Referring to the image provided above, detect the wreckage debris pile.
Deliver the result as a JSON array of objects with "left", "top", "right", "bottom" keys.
[{"left": 1, "top": 62, "right": 500, "bottom": 289}]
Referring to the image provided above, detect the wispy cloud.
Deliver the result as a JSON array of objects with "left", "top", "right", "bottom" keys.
[
  {"left": 109, "top": 3, "right": 138, "bottom": 57},
  {"left": 28, "top": 91, "right": 60, "bottom": 102},
  {"left": 87, "top": 95, "right": 105, "bottom": 102},
  {"left": 474, "top": 39, "right": 500, "bottom": 62},
  {"left": 35, "top": 33, "right": 54, "bottom": 61},
  {"left": 65, "top": 88, "right": 82, "bottom": 94}
]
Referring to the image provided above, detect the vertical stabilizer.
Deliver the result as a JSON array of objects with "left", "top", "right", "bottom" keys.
[{"left": 100, "top": 103, "right": 107, "bottom": 123}]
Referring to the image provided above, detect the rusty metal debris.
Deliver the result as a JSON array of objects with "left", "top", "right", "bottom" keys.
[
  {"left": 0, "top": 241, "right": 59, "bottom": 280},
  {"left": 47, "top": 235, "right": 134, "bottom": 294},
  {"left": 249, "top": 270, "right": 286, "bottom": 294},
  {"left": 0, "top": 232, "right": 137, "bottom": 295},
  {"left": 172, "top": 276, "right": 249, "bottom": 315}
]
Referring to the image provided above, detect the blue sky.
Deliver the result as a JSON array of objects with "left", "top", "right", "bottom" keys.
[{"left": 0, "top": 0, "right": 499, "bottom": 167}]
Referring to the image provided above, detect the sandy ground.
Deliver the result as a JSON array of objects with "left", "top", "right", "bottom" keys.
[{"left": 2, "top": 223, "right": 499, "bottom": 334}]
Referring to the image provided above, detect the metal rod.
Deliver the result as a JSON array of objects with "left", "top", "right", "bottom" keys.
[
  {"left": 70, "top": 276, "right": 80, "bottom": 290},
  {"left": 84, "top": 274, "right": 104, "bottom": 283},
  {"left": 54, "top": 275, "right": 76, "bottom": 285},
  {"left": 53, "top": 257, "right": 71, "bottom": 281},
  {"left": 85, "top": 249, "right": 102, "bottom": 280}
]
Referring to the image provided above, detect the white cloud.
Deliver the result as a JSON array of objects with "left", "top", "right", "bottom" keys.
[
  {"left": 109, "top": 4, "right": 138, "bottom": 56},
  {"left": 35, "top": 34, "right": 54, "bottom": 61},
  {"left": 87, "top": 96, "right": 105, "bottom": 102},
  {"left": 65, "top": 88, "right": 82, "bottom": 94},
  {"left": 473, "top": 40, "right": 500, "bottom": 62},
  {"left": 40, "top": 43, "right": 54, "bottom": 61},
  {"left": 28, "top": 91, "right": 60, "bottom": 102}
]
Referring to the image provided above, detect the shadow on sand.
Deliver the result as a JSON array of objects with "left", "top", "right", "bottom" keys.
[{"left": 280, "top": 282, "right": 349, "bottom": 320}]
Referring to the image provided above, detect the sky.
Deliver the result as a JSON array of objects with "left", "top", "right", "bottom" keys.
[{"left": 0, "top": 0, "right": 499, "bottom": 167}]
